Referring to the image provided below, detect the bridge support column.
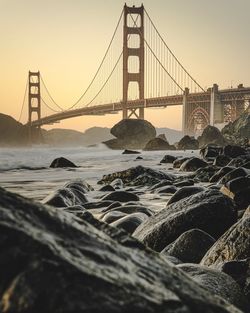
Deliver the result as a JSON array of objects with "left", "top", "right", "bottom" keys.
[
  {"left": 122, "top": 4, "right": 145, "bottom": 120},
  {"left": 28, "top": 71, "right": 41, "bottom": 142},
  {"left": 182, "top": 88, "right": 189, "bottom": 135}
]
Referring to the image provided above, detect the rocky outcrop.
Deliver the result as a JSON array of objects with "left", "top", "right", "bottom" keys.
[
  {"left": 103, "top": 119, "right": 156, "bottom": 149},
  {"left": 222, "top": 111, "right": 250, "bottom": 145},
  {"left": 198, "top": 125, "right": 226, "bottom": 147},
  {"left": 143, "top": 137, "right": 176, "bottom": 151},
  {"left": 0, "top": 187, "right": 242, "bottom": 313},
  {"left": 177, "top": 135, "right": 199, "bottom": 150},
  {"left": 133, "top": 189, "right": 237, "bottom": 252}
]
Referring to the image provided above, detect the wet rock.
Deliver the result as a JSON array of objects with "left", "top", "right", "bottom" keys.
[
  {"left": 143, "top": 137, "right": 176, "bottom": 151},
  {"left": 102, "top": 211, "right": 127, "bottom": 224},
  {"left": 220, "top": 176, "right": 250, "bottom": 210},
  {"left": 101, "top": 205, "right": 153, "bottom": 217},
  {"left": 174, "top": 179, "right": 194, "bottom": 187},
  {"left": 161, "top": 254, "right": 183, "bottom": 265},
  {"left": 180, "top": 157, "right": 208, "bottom": 172},
  {"left": 0, "top": 187, "right": 240, "bottom": 313},
  {"left": 221, "top": 111, "right": 250, "bottom": 145},
  {"left": 111, "top": 212, "right": 148, "bottom": 234},
  {"left": 223, "top": 145, "right": 247, "bottom": 158},
  {"left": 103, "top": 119, "right": 156, "bottom": 149},
  {"left": 200, "top": 144, "right": 223, "bottom": 160},
  {"left": 160, "top": 154, "right": 177, "bottom": 163},
  {"left": 198, "top": 125, "right": 225, "bottom": 147},
  {"left": 50, "top": 157, "right": 77, "bottom": 168},
  {"left": 133, "top": 189, "right": 237, "bottom": 252},
  {"left": 227, "top": 155, "right": 250, "bottom": 168},
  {"left": 173, "top": 157, "right": 189, "bottom": 168},
  {"left": 122, "top": 149, "right": 141, "bottom": 154},
  {"left": 83, "top": 200, "right": 115, "bottom": 210},
  {"left": 43, "top": 187, "right": 88, "bottom": 208},
  {"left": 209, "top": 166, "right": 235, "bottom": 183},
  {"left": 177, "top": 135, "right": 199, "bottom": 150},
  {"left": 98, "top": 165, "right": 175, "bottom": 185},
  {"left": 102, "top": 191, "right": 139, "bottom": 203},
  {"left": 201, "top": 216, "right": 250, "bottom": 267},
  {"left": 150, "top": 180, "right": 173, "bottom": 191},
  {"left": 193, "top": 165, "right": 219, "bottom": 182},
  {"left": 213, "top": 155, "right": 231, "bottom": 167},
  {"left": 218, "top": 167, "right": 250, "bottom": 184},
  {"left": 128, "top": 173, "right": 161, "bottom": 187},
  {"left": 64, "top": 180, "right": 94, "bottom": 193},
  {"left": 155, "top": 185, "right": 177, "bottom": 194},
  {"left": 167, "top": 186, "right": 205, "bottom": 205},
  {"left": 110, "top": 178, "right": 124, "bottom": 190},
  {"left": 99, "top": 185, "right": 115, "bottom": 192},
  {"left": 135, "top": 156, "right": 143, "bottom": 160},
  {"left": 177, "top": 264, "right": 248, "bottom": 312},
  {"left": 162, "top": 229, "right": 215, "bottom": 263}
]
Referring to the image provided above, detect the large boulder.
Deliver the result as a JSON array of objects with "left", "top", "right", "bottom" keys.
[
  {"left": 143, "top": 137, "right": 176, "bottom": 151},
  {"left": 222, "top": 111, "right": 250, "bottom": 145},
  {"left": 201, "top": 216, "right": 250, "bottom": 267},
  {"left": 133, "top": 189, "right": 237, "bottom": 252},
  {"left": 180, "top": 157, "right": 208, "bottom": 172},
  {"left": 198, "top": 125, "right": 225, "bottom": 147},
  {"left": 0, "top": 187, "right": 242, "bottom": 313},
  {"left": 162, "top": 229, "right": 215, "bottom": 263},
  {"left": 177, "top": 264, "right": 248, "bottom": 312},
  {"left": 103, "top": 119, "right": 156, "bottom": 149},
  {"left": 177, "top": 135, "right": 199, "bottom": 150}
]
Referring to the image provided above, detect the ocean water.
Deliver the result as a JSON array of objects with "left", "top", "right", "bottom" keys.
[{"left": 0, "top": 145, "right": 198, "bottom": 211}]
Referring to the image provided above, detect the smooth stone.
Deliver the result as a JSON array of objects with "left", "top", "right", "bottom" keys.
[
  {"left": 160, "top": 155, "right": 177, "bottom": 164},
  {"left": 122, "top": 149, "right": 141, "bottom": 154},
  {"left": 167, "top": 186, "right": 205, "bottom": 205},
  {"left": 102, "top": 211, "right": 128, "bottom": 224},
  {"left": 102, "top": 191, "right": 139, "bottom": 203},
  {"left": 111, "top": 212, "right": 149, "bottom": 234},
  {"left": 180, "top": 157, "right": 208, "bottom": 172},
  {"left": 50, "top": 157, "right": 77, "bottom": 168},
  {"left": 99, "top": 185, "right": 116, "bottom": 192}
]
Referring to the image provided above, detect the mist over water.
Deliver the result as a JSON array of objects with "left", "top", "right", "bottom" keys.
[{"left": 0, "top": 145, "right": 197, "bottom": 210}]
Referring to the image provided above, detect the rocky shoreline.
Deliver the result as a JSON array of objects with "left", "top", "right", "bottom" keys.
[{"left": 0, "top": 139, "right": 249, "bottom": 312}]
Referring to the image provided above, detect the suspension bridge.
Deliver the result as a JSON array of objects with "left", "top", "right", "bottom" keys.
[{"left": 19, "top": 4, "right": 250, "bottom": 136}]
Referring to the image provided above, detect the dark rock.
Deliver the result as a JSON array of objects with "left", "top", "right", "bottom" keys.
[
  {"left": 218, "top": 167, "right": 250, "bottom": 184},
  {"left": 102, "top": 211, "right": 127, "bottom": 224},
  {"left": 155, "top": 185, "right": 178, "bottom": 194},
  {"left": 161, "top": 255, "right": 183, "bottom": 265},
  {"left": 83, "top": 201, "right": 115, "bottom": 210},
  {"left": 223, "top": 145, "right": 247, "bottom": 158},
  {"left": 50, "top": 157, "right": 77, "bottom": 168},
  {"left": 221, "top": 111, "right": 250, "bottom": 145},
  {"left": 128, "top": 173, "right": 161, "bottom": 187},
  {"left": 103, "top": 119, "right": 156, "bottom": 149},
  {"left": 198, "top": 125, "right": 225, "bottom": 147},
  {"left": 122, "top": 149, "right": 141, "bottom": 154},
  {"left": 200, "top": 144, "right": 223, "bottom": 160},
  {"left": 102, "top": 191, "right": 139, "bottom": 203},
  {"left": 64, "top": 180, "right": 94, "bottom": 193},
  {"left": 0, "top": 187, "right": 239, "bottom": 313},
  {"left": 143, "top": 137, "right": 176, "bottom": 151},
  {"left": 99, "top": 185, "right": 115, "bottom": 192},
  {"left": 101, "top": 205, "right": 153, "bottom": 217},
  {"left": 167, "top": 186, "right": 205, "bottom": 205},
  {"left": 177, "top": 264, "right": 248, "bottom": 311},
  {"left": 43, "top": 187, "right": 88, "bottom": 207},
  {"left": 177, "top": 135, "right": 199, "bottom": 150},
  {"left": 162, "top": 229, "right": 215, "bottom": 263},
  {"left": 98, "top": 165, "right": 175, "bottom": 185},
  {"left": 110, "top": 178, "right": 124, "bottom": 189},
  {"left": 193, "top": 165, "right": 219, "bottom": 182},
  {"left": 173, "top": 157, "right": 189, "bottom": 168},
  {"left": 209, "top": 166, "right": 235, "bottom": 183},
  {"left": 157, "top": 133, "right": 167, "bottom": 141},
  {"left": 111, "top": 212, "right": 148, "bottom": 234},
  {"left": 180, "top": 157, "right": 208, "bottom": 172},
  {"left": 227, "top": 155, "right": 250, "bottom": 167},
  {"left": 150, "top": 180, "right": 173, "bottom": 191},
  {"left": 213, "top": 155, "right": 231, "bottom": 167},
  {"left": 136, "top": 156, "right": 143, "bottom": 160},
  {"left": 133, "top": 189, "right": 237, "bottom": 252},
  {"left": 201, "top": 216, "right": 250, "bottom": 267},
  {"left": 160, "top": 154, "right": 177, "bottom": 163},
  {"left": 174, "top": 179, "right": 194, "bottom": 187}
]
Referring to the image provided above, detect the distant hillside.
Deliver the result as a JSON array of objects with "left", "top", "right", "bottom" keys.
[{"left": 43, "top": 127, "right": 114, "bottom": 146}]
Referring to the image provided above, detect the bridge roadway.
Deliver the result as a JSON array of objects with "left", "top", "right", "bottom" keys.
[{"left": 29, "top": 86, "right": 250, "bottom": 127}]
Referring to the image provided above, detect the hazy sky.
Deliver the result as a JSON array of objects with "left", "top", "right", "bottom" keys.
[{"left": 0, "top": 0, "right": 250, "bottom": 131}]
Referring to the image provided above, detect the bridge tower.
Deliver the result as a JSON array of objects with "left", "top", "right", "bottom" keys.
[
  {"left": 28, "top": 71, "right": 41, "bottom": 141},
  {"left": 123, "top": 4, "right": 145, "bottom": 119}
]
